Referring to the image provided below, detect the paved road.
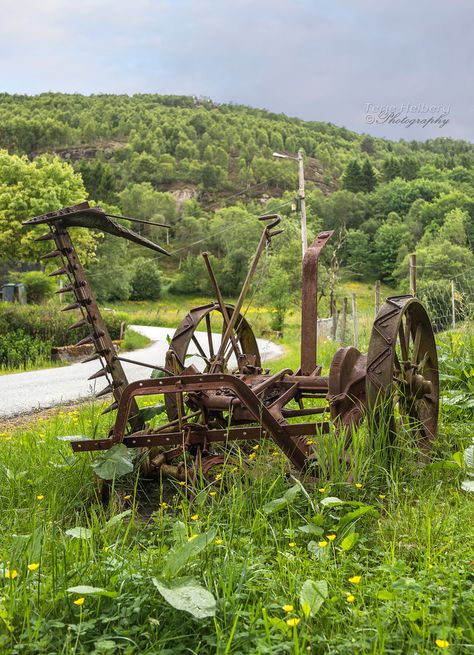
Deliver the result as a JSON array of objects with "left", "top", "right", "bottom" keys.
[{"left": 0, "top": 326, "right": 283, "bottom": 418}]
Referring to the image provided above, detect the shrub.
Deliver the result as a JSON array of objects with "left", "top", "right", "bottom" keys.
[
  {"left": 0, "top": 303, "right": 128, "bottom": 346},
  {"left": 0, "top": 330, "right": 52, "bottom": 369},
  {"left": 18, "top": 271, "right": 56, "bottom": 304},
  {"left": 130, "top": 258, "right": 162, "bottom": 301}
]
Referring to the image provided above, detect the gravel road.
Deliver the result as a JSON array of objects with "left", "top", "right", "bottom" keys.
[{"left": 0, "top": 325, "right": 283, "bottom": 418}]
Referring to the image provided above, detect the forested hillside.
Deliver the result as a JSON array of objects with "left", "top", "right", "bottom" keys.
[{"left": 1, "top": 92, "right": 474, "bottom": 311}]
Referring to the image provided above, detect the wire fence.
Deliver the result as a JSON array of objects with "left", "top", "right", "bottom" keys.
[{"left": 323, "top": 266, "right": 474, "bottom": 352}]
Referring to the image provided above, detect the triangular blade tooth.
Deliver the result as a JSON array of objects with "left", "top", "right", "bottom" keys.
[
  {"left": 34, "top": 232, "right": 55, "bottom": 242},
  {"left": 81, "top": 352, "right": 101, "bottom": 364},
  {"left": 96, "top": 384, "right": 113, "bottom": 398},
  {"left": 49, "top": 267, "right": 67, "bottom": 277},
  {"left": 62, "top": 302, "right": 81, "bottom": 312},
  {"left": 68, "top": 318, "right": 88, "bottom": 331},
  {"left": 101, "top": 401, "right": 119, "bottom": 415},
  {"left": 41, "top": 250, "right": 62, "bottom": 260},
  {"left": 88, "top": 368, "right": 108, "bottom": 381},
  {"left": 75, "top": 335, "right": 95, "bottom": 347},
  {"left": 55, "top": 284, "right": 75, "bottom": 295}
]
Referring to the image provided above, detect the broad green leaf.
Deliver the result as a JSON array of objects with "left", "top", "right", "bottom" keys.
[
  {"left": 262, "top": 497, "right": 288, "bottom": 515},
  {"left": 263, "top": 484, "right": 301, "bottom": 515},
  {"left": 165, "top": 528, "right": 217, "bottom": 577},
  {"left": 338, "top": 506, "right": 376, "bottom": 529},
  {"left": 138, "top": 403, "right": 166, "bottom": 422},
  {"left": 461, "top": 479, "right": 474, "bottom": 492},
  {"left": 464, "top": 444, "right": 474, "bottom": 469},
  {"left": 426, "top": 460, "right": 462, "bottom": 471},
  {"left": 152, "top": 577, "right": 216, "bottom": 618},
  {"left": 91, "top": 444, "right": 134, "bottom": 480},
  {"left": 172, "top": 520, "right": 187, "bottom": 544},
  {"left": 377, "top": 589, "right": 394, "bottom": 601},
  {"left": 340, "top": 532, "right": 359, "bottom": 551},
  {"left": 300, "top": 579, "right": 328, "bottom": 617},
  {"left": 65, "top": 527, "right": 92, "bottom": 539},
  {"left": 298, "top": 524, "right": 324, "bottom": 536},
  {"left": 151, "top": 368, "right": 167, "bottom": 379},
  {"left": 67, "top": 585, "right": 117, "bottom": 598},
  {"left": 104, "top": 510, "right": 132, "bottom": 529},
  {"left": 284, "top": 484, "right": 302, "bottom": 502},
  {"left": 320, "top": 496, "right": 343, "bottom": 507}
]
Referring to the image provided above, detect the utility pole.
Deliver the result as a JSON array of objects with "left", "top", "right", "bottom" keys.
[
  {"left": 297, "top": 149, "right": 307, "bottom": 256},
  {"left": 273, "top": 149, "right": 308, "bottom": 256}
]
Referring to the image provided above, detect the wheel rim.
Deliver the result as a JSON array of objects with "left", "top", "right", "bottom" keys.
[{"left": 366, "top": 295, "right": 439, "bottom": 453}]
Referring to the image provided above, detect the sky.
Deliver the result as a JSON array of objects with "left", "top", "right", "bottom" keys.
[{"left": 0, "top": 0, "right": 472, "bottom": 142}]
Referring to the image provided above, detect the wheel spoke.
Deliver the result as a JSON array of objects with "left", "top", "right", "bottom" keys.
[
  {"left": 191, "top": 335, "right": 211, "bottom": 367},
  {"left": 404, "top": 313, "right": 412, "bottom": 357},
  {"left": 398, "top": 322, "right": 409, "bottom": 361},
  {"left": 412, "top": 324, "right": 422, "bottom": 364},
  {"left": 205, "top": 313, "right": 214, "bottom": 360}
]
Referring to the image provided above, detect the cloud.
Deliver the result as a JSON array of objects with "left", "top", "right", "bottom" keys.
[{"left": 0, "top": 0, "right": 472, "bottom": 141}]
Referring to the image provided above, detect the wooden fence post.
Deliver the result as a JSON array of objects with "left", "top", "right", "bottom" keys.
[
  {"left": 375, "top": 280, "right": 381, "bottom": 315},
  {"left": 409, "top": 254, "right": 417, "bottom": 296},
  {"left": 352, "top": 293, "right": 358, "bottom": 348},
  {"left": 340, "top": 297, "right": 348, "bottom": 344}
]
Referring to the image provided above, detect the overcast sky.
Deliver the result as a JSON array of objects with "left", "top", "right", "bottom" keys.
[{"left": 1, "top": 0, "right": 472, "bottom": 141}]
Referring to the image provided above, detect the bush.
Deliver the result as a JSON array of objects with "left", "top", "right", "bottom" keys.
[
  {"left": 0, "top": 303, "right": 128, "bottom": 346},
  {"left": 18, "top": 271, "right": 56, "bottom": 304},
  {"left": 130, "top": 258, "right": 162, "bottom": 301},
  {"left": 0, "top": 330, "right": 52, "bottom": 369}
]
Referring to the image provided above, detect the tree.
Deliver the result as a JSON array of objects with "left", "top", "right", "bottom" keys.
[
  {"left": 360, "top": 159, "right": 377, "bottom": 192},
  {"left": 0, "top": 150, "right": 95, "bottom": 264},
  {"left": 130, "top": 258, "right": 162, "bottom": 300},
  {"left": 381, "top": 156, "right": 401, "bottom": 182},
  {"left": 341, "top": 160, "right": 363, "bottom": 192},
  {"left": 372, "top": 213, "right": 409, "bottom": 285}
]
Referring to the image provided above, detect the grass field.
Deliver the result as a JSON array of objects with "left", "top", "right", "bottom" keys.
[{"left": 1, "top": 319, "right": 474, "bottom": 654}]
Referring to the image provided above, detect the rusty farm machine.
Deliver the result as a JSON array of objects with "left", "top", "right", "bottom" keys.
[{"left": 23, "top": 203, "right": 439, "bottom": 488}]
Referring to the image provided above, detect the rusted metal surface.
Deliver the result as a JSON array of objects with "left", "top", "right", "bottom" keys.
[
  {"left": 366, "top": 295, "right": 438, "bottom": 452},
  {"left": 21, "top": 204, "right": 440, "bottom": 489},
  {"left": 300, "top": 231, "right": 334, "bottom": 375}
]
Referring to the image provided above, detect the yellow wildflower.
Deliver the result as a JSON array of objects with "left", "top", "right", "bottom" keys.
[
  {"left": 378, "top": 494, "right": 386, "bottom": 500},
  {"left": 248, "top": 452, "right": 256, "bottom": 461},
  {"left": 36, "top": 495, "right": 44, "bottom": 501},
  {"left": 327, "top": 534, "right": 336, "bottom": 541},
  {"left": 282, "top": 604, "right": 294, "bottom": 613},
  {"left": 252, "top": 444, "right": 259, "bottom": 450},
  {"left": 288, "top": 542, "right": 296, "bottom": 548},
  {"left": 348, "top": 575, "right": 361, "bottom": 584},
  {"left": 286, "top": 617, "right": 301, "bottom": 627},
  {"left": 318, "top": 487, "right": 326, "bottom": 493},
  {"left": 191, "top": 514, "right": 199, "bottom": 521},
  {"left": 209, "top": 491, "right": 217, "bottom": 497},
  {"left": 179, "top": 481, "right": 186, "bottom": 486},
  {"left": 435, "top": 639, "right": 450, "bottom": 649},
  {"left": 346, "top": 594, "right": 355, "bottom": 603},
  {"left": 124, "top": 495, "right": 131, "bottom": 500},
  {"left": 355, "top": 483, "right": 363, "bottom": 489},
  {"left": 27, "top": 563, "right": 40, "bottom": 572},
  {"left": 159, "top": 502, "right": 169, "bottom": 509},
  {"left": 5, "top": 569, "right": 18, "bottom": 580},
  {"left": 231, "top": 466, "right": 238, "bottom": 473},
  {"left": 215, "top": 538, "right": 223, "bottom": 545},
  {"left": 214, "top": 473, "right": 222, "bottom": 481},
  {"left": 73, "top": 597, "right": 85, "bottom": 606},
  {"left": 318, "top": 541, "right": 328, "bottom": 548}
]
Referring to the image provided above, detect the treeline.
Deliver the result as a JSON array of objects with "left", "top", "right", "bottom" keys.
[{"left": 1, "top": 93, "right": 474, "bottom": 316}]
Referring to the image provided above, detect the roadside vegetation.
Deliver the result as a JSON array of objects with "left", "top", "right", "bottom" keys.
[{"left": 0, "top": 330, "right": 473, "bottom": 654}]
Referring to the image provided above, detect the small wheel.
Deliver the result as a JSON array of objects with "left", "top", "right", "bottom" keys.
[
  {"left": 366, "top": 295, "right": 439, "bottom": 454},
  {"left": 164, "top": 303, "right": 260, "bottom": 422},
  {"left": 165, "top": 302, "right": 260, "bottom": 374}
]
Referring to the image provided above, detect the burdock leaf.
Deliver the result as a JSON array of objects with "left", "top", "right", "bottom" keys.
[
  {"left": 91, "top": 444, "right": 134, "bottom": 480},
  {"left": 152, "top": 577, "right": 216, "bottom": 619}
]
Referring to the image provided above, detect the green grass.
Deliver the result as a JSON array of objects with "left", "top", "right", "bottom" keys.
[
  {"left": 1, "top": 387, "right": 473, "bottom": 653},
  {"left": 121, "top": 328, "right": 151, "bottom": 351}
]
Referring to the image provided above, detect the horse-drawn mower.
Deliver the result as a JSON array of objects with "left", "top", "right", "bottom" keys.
[{"left": 23, "top": 203, "right": 439, "bottom": 485}]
